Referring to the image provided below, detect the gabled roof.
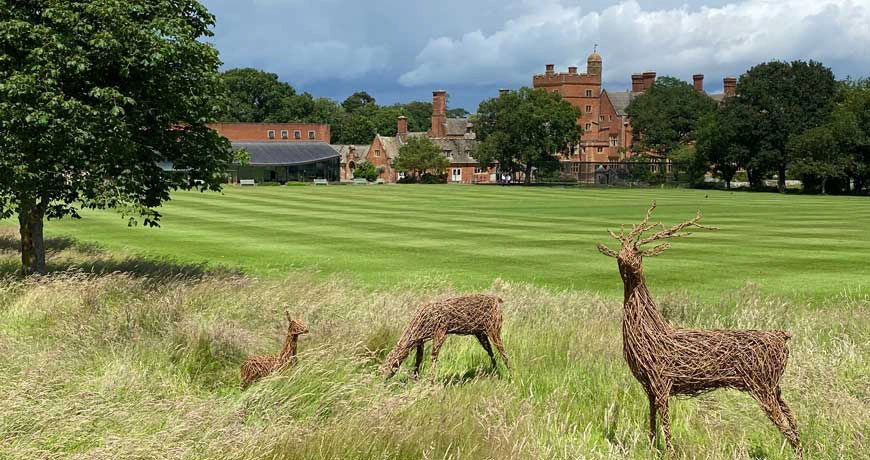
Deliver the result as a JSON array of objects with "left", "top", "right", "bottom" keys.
[
  {"left": 330, "top": 144, "right": 370, "bottom": 162},
  {"left": 605, "top": 90, "right": 644, "bottom": 116},
  {"left": 445, "top": 118, "right": 474, "bottom": 137},
  {"left": 232, "top": 142, "right": 338, "bottom": 166},
  {"left": 373, "top": 133, "right": 479, "bottom": 165}
]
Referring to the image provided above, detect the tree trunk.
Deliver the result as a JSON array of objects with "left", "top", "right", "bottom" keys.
[
  {"left": 725, "top": 179, "right": 731, "bottom": 190},
  {"left": 18, "top": 198, "right": 46, "bottom": 276},
  {"left": 821, "top": 177, "right": 827, "bottom": 195},
  {"left": 524, "top": 163, "right": 532, "bottom": 185},
  {"left": 778, "top": 164, "right": 787, "bottom": 193}
]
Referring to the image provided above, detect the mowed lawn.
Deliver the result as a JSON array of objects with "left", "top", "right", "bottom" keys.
[{"left": 7, "top": 185, "right": 870, "bottom": 302}]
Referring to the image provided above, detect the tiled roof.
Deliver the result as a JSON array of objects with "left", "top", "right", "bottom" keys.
[
  {"left": 232, "top": 142, "right": 339, "bottom": 166},
  {"left": 445, "top": 118, "right": 473, "bottom": 137},
  {"left": 330, "top": 144, "right": 370, "bottom": 162},
  {"left": 375, "top": 134, "right": 479, "bottom": 165},
  {"left": 606, "top": 91, "right": 644, "bottom": 116}
]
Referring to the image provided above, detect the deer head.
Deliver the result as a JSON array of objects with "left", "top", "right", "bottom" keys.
[
  {"left": 597, "top": 202, "right": 717, "bottom": 284},
  {"left": 285, "top": 311, "right": 310, "bottom": 336}
]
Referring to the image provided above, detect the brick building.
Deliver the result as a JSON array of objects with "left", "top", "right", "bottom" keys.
[
  {"left": 333, "top": 91, "right": 496, "bottom": 183},
  {"left": 533, "top": 51, "right": 732, "bottom": 182},
  {"left": 208, "top": 122, "right": 331, "bottom": 143},
  {"left": 210, "top": 122, "right": 338, "bottom": 183}
]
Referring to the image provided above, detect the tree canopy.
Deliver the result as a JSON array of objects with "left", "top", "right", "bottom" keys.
[
  {"left": 473, "top": 88, "right": 581, "bottom": 184},
  {"left": 0, "top": 0, "right": 234, "bottom": 274},
  {"left": 626, "top": 76, "right": 717, "bottom": 157},
  {"left": 737, "top": 60, "right": 837, "bottom": 191},
  {"left": 393, "top": 137, "right": 449, "bottom": 177}
]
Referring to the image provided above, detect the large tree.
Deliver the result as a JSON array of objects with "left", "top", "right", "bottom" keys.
[
  {"left": 473, "top": 88, "right": 581, "bottom": 184},
  {"left": 0, "top": 0, "right": 234, "bottom": 275},
  {"left": 393, "top": 137, "right": 449, "bottom": 177},
  {"left": 695, "top": 98, "right": 768, "bottom": 189},
  {"left": 626, "top": 76, "right": 717, "bottom": 157},
  {"left": 738, "top": 60, "right": 837, "bottom": 192},
  {"left": 220, "top": 68, "right": 298, "bottom": 122}
]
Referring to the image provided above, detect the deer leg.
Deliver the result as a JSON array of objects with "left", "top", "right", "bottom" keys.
[
  {"left": 488, "top": 327, "right": 511, "bottom": 372},
  {"left": 776, "top": 389, "right": 803, "bottom": 458},
  {"left": 751, "top": 388, "right": 802, "bottom": 458},
  {"left": 646, "top": 391, "right": 658, "bottom": 445},
  {"left": 475, "top": 333, "right": 496, "bottom": 368},
  {"left": 429, "top": 330, "right": 447, "bottom": 376},
  {"left": 657, "top": 396, "right": 673, "bottom": 452},
  {"left": 412, "top": 342, "right": 424, "bottom": 379}
]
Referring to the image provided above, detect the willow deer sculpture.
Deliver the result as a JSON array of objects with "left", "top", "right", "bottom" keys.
[
  {"left": 597, "top": 203, "right": 802, "bottom": 458},
  {"left": 240, "top": 312, "right": 309, "bottom": 389},
  {"left": 382, "top": 294, "right": 510, "bottom": 379}
]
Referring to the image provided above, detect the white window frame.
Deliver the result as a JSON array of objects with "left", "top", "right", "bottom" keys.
[
  {"left": 267, "top": 130, "right": 275, "bottom": 139},
  {"left": 586, "top": 89, "right": 593, "bottom": 97},
  {"left": 293, "top": 130, "right": 301, "bottom": 139},
  {"left": 585, "top": 105, "right": 592, "bottom": 113},
  {"left": 308, "top": 130, "right": 316, "bottom": 139},
  {"left": 280, "top": 130, "right": 288, "bottom": 139}
]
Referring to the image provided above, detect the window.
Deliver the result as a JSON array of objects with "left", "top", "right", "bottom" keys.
[
  {"left": 609, "top": 115, "right": 613, "bottom": 121},
  {"left": 443, "top": 150, "right": 452, "bottom": 158},
  {"left": 585, "top": 123, "right": 591, "bottom": 130},
  {"left": 597, "top": 147, "right": 604, "bottom": 153},
  {"left": 308, "top": 130, "right": 316, "bottom": 139},
  {"left": 610, "top": 137, "right": 618, "bottom": 147},
  {"left": 452, "top": 168, "right": 462, "bottom": 181},
  {"left": 585, "top": 105, "right": 592, "bottom": 113},
  {"left": 552, "top": 89, "right": 559, "bottom": 94},
  {"left": 474, "top": 167, "right": 484, "bottom": 174},
  {"left": 294, "top": 130, "right": 301, "bottom": 139},
  {"left": 600, "top": 115, "right": 605, "bottom": 121},
  {"left": 267, "top": 130, "right": 275, "bottom": 139},
  {"left": 586, "top": 90, "right": 593, "bottom": 97},
  {"left": 280, "top": 130, "right": 288, "bottom": 139},
  {"left": 375, "top": 150, "right": 380, "bottom": 157}
]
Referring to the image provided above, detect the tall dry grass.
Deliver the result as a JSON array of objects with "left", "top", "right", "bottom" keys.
[{"left": 0, "top": 240, "right": 867, "bottom": 459}]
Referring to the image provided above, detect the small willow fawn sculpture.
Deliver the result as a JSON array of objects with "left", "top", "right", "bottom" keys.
[
  {"left": 382, "top": 294, "right": 510, "bottom": 379},
  {"left": 240, "top": 312, "right": 309, "bottom": 389},
  {"left": 597, "top": 203, "right": 802, "bottom": 458}
]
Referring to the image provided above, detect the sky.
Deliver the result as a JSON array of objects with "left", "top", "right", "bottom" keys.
[{"left": 202, "top": 0, "right": 870, "bottom": 111}]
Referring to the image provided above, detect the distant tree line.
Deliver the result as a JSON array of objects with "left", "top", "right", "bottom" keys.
[
  {"left": 627, "top": 60, "right": 870, "bottom": 194},
  {"left": 219, "top": 68, "right": 468, "bottom": 145}
]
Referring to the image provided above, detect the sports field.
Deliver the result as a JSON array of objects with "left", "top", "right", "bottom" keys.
[{"left": 9, "top": 185, "right": 870, "bottom": 302}]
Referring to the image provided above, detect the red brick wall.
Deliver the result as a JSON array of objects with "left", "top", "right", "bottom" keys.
[
  {"left": 448, "top": 164, "right": 497, "bottom": 184},
  {"left": 532, "top": 66, "right": 602, "bottom": 145},
  {"left": 209, "top": 123, "right": 331, "bottom": 143},
  {"left": 365, "top": 137, "right": 397, "bottom": 182}
]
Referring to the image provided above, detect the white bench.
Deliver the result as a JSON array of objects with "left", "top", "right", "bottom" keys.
[
  {"left": 313, "top": 178, "right": 328, "bottom": 185},
  {"left": 240, "top": 179, "right": 255, "bottom": 186},
  {"left": 375, "top": 178, "right": 385, "bottom": 184},
  {"left": 353, "top": 178, "right": 368, "bottom": 185}
]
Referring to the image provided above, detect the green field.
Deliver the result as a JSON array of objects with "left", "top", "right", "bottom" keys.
[
  {"left": 1, "top": 186, "right": 868, "bottom": 459},
  {"left": 5, "top": 185, "right": 869, "bottom": 302}
]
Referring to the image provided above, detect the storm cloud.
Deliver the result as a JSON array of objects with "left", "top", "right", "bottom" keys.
[{"left": 203, "top": 0, "right": 870, "bottom": 110}]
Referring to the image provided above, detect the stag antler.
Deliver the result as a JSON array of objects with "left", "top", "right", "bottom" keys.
[{"left": 597, "top": 202, "right": 718, "bottom": 258}]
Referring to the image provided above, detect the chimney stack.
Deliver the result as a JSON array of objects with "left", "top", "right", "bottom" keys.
[
  {"left": 430, "top": 90, "right": 447, "bottom": 138},
  {"left": 631, "top": 74, "right": 644, "bottom": 92},
  {"left": 499, "top": 88, "right": 510, "bottom": 96},
  {"left": 397, "top": 116, "right": 408, "bottom": 137},
  {"left": 723, "top": 77, "right": 737, "bottom": 97},
  {"left": 568, "top": 66, "right": 577, "bottom": 74},
  {"left": 693, "top": 74, "right": 704, "bottom": 93},
  {"left": 642, "top": 71, "right": 656, "bottom": 91},
  {"left": 545, "top": 64, "right": 555, "bottom": 76}
]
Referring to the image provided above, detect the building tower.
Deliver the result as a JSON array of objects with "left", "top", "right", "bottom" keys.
[{"left": 587, "top": 47, "right": 602, "bottom": 79}]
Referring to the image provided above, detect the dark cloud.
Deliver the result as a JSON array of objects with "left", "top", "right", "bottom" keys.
[{"left": 203, "top": 0, "right": 870, "bottom": 111}]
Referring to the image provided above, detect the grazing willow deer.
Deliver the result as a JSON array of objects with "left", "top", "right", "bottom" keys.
[
  {"left": 597, "top": 203, "right": 802, "bottom": 458},
  {"left": 240, "top": 312, "right": 309, "bottom": 389},
  {"left": 382, "top": 294, "right": 510, "bottom": 379}
]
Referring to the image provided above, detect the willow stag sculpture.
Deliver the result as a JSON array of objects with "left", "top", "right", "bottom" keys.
[
  {"left": 382, "top": 294, "right": 510, "bottom": 379},
  {"left": 240, "top": 312, "right": 309, "bottom": 389},
  {"left": 597, "top": 203, "right": 802, "bottom": 458}
]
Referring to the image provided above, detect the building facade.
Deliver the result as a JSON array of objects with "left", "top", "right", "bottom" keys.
[
  {"left": 333, "top": 91, "right": 497, "bottom": 184},
  {"left": 209, "top": 122, "right": 331, "bottom": 143},
  {"left": 533, "top": 51, "right": 732, "bottom": 182}
]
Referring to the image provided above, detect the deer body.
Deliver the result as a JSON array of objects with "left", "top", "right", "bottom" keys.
[
  {"left": 382, "top": 294, "right": 510, "bottom": 379},
  {"left": 240, "top": 314, "right": 309, "bottom": 389},
  {"left": 599, "top": 204, "right": 802, "bottom": 458}
]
